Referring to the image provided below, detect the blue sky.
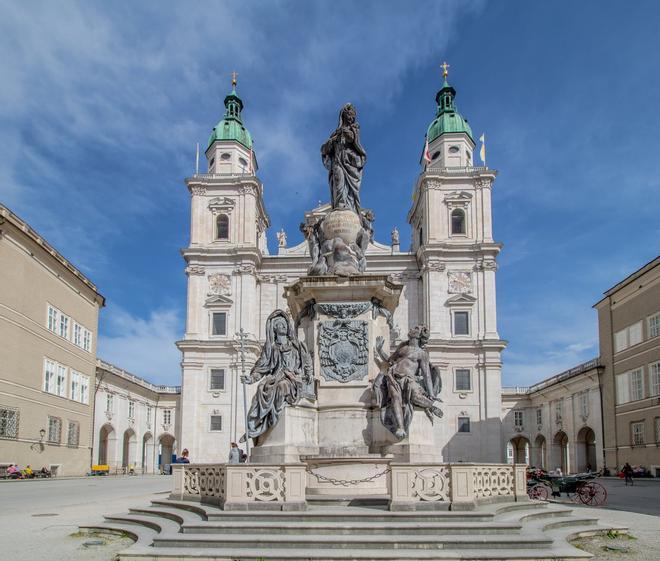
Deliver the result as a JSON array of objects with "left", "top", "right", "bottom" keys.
[{"left": 1, "top": 1, "right": 658, "bottom": 386}]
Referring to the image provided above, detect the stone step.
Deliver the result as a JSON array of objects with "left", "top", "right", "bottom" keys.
[
  {"left": 181, "top": 520, "right": 522, "bottom": 536},
  {"left": 104, "top": 513, "right": 180, "bottom": 535},
  {"left": 118, "top": 545, "right": 590, "bottom": 560},
  {"left": 130, "top": 506, "right": 203, "bottom": 524},
  {"left": 80, "top": 521, "right": 156, "bottom": 548},
  {"left": 152, "top": 532, "right": 553, "bottom": 550}
]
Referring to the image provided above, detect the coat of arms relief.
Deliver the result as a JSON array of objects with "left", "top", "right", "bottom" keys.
[{"left": 318, "top": 319, "right": 369, "bottom": 382}]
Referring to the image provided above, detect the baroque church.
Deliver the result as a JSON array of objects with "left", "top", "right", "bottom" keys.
[{"left": 177, "top": 70, "right": 506, "bottom": 464}]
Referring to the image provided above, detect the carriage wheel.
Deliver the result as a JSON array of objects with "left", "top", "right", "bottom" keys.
[
  {"left": 578, "top": 482, "right": 607, "bottom": 506},
  {"left": 528, "top": 483, "right": 550, "bottom": 500}
]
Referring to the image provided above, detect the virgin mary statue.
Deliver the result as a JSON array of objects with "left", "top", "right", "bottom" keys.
[
  {"left": 321, "top": 103, "right": 367, "bottom": 214},
  {"left": 240, "top": 310, "right": 313, "bottom": 443}
]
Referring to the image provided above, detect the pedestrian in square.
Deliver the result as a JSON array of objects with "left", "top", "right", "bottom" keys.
[{"left": 622, "top": 462, "right": 634, "bottom": 486}]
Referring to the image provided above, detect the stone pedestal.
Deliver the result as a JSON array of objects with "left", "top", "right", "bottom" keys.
[{"left": 371, "top": 410, "right": 443, "bottom": 463}]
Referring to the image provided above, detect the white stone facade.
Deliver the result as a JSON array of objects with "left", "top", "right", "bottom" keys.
[
  {"left": 92, "top": 359, "right": 181, "bottom": 473},
  {"left": 177, "top": 93, "right": 507, "bottom": 464},
  {"left": 501, "top": 359, "right": 603, "bottom": 474}
]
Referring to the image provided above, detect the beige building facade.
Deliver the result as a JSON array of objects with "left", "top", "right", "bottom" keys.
[
  {"left": 502, "top": 359, "right": 603, "bottom": 474},
  {"left": 0, "top": 205, "right": 105, "bottom": 476},
  {"left": 93, "top": 360, "right": 181, "bottom": 473},
  {"left": 595, "top": 256, "right": 660, "bottom": 475}
]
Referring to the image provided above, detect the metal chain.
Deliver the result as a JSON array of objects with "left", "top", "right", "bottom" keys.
[{"left": 305, "top": 466, "right": 390, "bottom": 487}]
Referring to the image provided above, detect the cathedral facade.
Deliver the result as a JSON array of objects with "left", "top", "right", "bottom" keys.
[{"left": 177, "top": 73, "right": 506, "bottom": 464}]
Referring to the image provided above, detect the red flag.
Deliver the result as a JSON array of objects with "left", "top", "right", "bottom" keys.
[{"left": 423, "top": 137, "right": 432, "bottom": 168}]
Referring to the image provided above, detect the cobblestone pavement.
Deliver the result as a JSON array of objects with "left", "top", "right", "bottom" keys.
[{"left": 0, "top": 475, "right": 170, "bottom": 561}]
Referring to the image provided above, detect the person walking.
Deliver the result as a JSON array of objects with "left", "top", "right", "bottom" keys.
[
  {"left": 622, "top": 462, "right": 634, "bottom": 486},
  {"left": 228, "top": 442, "right": 241, "bottom": 464}
]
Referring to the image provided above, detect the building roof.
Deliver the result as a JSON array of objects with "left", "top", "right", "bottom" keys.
[
  {"left": 0, "top": 204, "right": 105, "bottom": 306},
  {"left": 207, "top": 86, "right": 253, "bottom": 150},
  {"left": 595, "top": 255, "right": 660, "bottom": 305},
  {"left": 97, "top": 358, "right": 180, "bottom": 394},
  {"left": 502, "top": 357, "right": 601, "bottom": 396},
  {"left": 426, "top": 78, "right": 473, "bottom": 143}
]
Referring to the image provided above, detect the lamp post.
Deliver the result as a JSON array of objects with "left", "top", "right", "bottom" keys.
[{"left": 237, "top": 328, "right": 250, "bottom": 462}]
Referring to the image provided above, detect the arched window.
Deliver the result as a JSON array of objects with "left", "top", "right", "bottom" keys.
[
  {"left": 451, "top": 208, "right": 466, "bottom": 235},
  {"left": 216, "top": 214, "right": 229, "bottom": 240}
]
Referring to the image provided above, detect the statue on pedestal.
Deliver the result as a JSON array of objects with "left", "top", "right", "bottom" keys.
[
  {"left": 321, "top": 103, "right": 367, "bottom": 213},
  {"left": 240, "top": 310, "right": 314, "bottom": 443},
  {"left": 373, "top": 326, "right": 443, "bottom": 439}
]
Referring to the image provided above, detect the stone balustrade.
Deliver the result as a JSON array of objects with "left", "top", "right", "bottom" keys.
[
  {"left": 173, "top": 462, "right": 527, "bottom": 511},
  {"left": 171, "top": 463, "right": 307, "bottom": 511}
]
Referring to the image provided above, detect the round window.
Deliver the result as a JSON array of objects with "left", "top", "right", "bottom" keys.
[
  {"left": 449, "top": 146, "right": 460, "bottom": 153},
  {"left": 238, "top": 157, "right": 248, "bottom": 167},
  {"left": 220, "top": 153, "right": 231, "bottom": 160}
]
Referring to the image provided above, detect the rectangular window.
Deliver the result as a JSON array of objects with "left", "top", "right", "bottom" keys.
[
  {"left": 47, "top": 416, "right": 62, "bottom": 443},
  {"left": 128, "top": 400, "right": 135, "bottom": 419},
  {"left": 453, "top": 311, "right": 470, "bottom": 336},
  {"left": 655, "top": 417, "right": 660, "bottom": 443},
  {"left": 58, "top": 313, "right": 69, "bottom": 339},
  {"left": 649, "top": 313, "right": 660, "bottom": 339},
  {"left": 73, "top": 323, "right": 82, "bottom": 347},
  {"left": 631, "top": 421, "right": 645, "bottom": 446},
  {"left": 630, "top": 368, "right": 644, "bottom": 401},
  {"left": 536, "top": 408, "right": 542, "bottom": 426},
  {"left": 211, "top": 312, "right": 227, "bottom": 336},
  {"left": 163, "top": 409, "right": 172, "bottom": 425},
  {"left": 0, "top": 407, "right": 19, "bottom": 439},
  {"left": 209, "top": 415, "right": 223, "bottom": 431},
  {"left": 82, "top": 328, "right": 92, "bottom": 352},
  {"left": 210, "top": 369, "right": 225, "bottom": 390},
  {"left": 616, "top": 373, "right": 630, "bottom": 404},
  {"left": 56, "top": 364, "right": 67, "bottom": 397},
  {"left": 554, "top": 400, "right": 562, "bottom": 422},
  {"left": 514, "top": 410, "right": 523, "bottom": 428},
  {"left": 458, "top": 416, "right": 471, "bottom": 433},
  {"left": 146, "top": 406, "right": 152, "bottom": 426},
  {"left": 70, "top": 371, "right": 80, "bottom": 402},
  {"left": 106, "top": 393, "right": 114, "bottom": 413},
  {"left": 455, "top": 369, "right": 472, "bottom": 391},
  {"left": 650, "top": 362, "right": 660, "bottom": 397},
  {"left": 44, "top": 359, "right": 56, "bottom": 393},
  {"left": 67, "top": 421, "right": 79, "bottom": 447},
  {"left": 580, "top": 392, "right": 589, "bottom": 418},
  {"left": 614, "top": 329, "right": 627, "bottom": 352},
  {"left": 47, "top": 305, "right": 59, "bottom": 332},
  {"left": 629, "top": 321, "right": 643, "bottom": 347}
]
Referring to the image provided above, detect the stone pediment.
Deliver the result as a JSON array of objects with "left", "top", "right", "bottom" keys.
[
  {"left": 208, "top": 197, "right": 236, "bottom": 214},
  {"left": 205, "top": 294, "right": 233, "bottom": 307},
  {"left": 444, "top": 294, "right": 477, "bottom": 306}
]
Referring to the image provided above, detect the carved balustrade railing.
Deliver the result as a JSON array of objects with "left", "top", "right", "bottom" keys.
[{"left": 171, "top": 463, "right": 306, "bottom": 511}]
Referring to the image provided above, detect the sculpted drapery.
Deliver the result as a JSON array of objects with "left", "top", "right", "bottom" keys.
[
  {"left": 321, "top": 103, "right": 367, "bottom": 214},
  {"left": 240, "top": 310, "right": 313, "bottom": 443}
]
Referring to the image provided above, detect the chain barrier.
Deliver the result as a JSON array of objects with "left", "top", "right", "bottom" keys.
[{"left": 305, "top": 466, "right": 391, "bottom": 487}]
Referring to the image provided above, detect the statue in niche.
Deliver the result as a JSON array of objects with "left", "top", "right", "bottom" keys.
[
  {"left": 321, "top": 103, "right": 367, "bottom": 214},
  {"left": 240, "top": 310, "right": 314, "bottom": 443},
  {"left": 373, "top": 326, "right": 443, "bottom": 439}
]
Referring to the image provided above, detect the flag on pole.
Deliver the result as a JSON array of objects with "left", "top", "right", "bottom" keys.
[
  {"left": 479, "top": 133, "right": 486, "bottom": 167},
  {"left": 423, "top": 137, "right": 432, "bottom": 168}
]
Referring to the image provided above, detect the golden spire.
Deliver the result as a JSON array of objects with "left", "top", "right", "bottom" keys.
[
  {"left": 441, "top": 61, "right": 450, "bottom": 79},
  {"left": 231, "top": 71, "right": 238, "bottom": 88}
]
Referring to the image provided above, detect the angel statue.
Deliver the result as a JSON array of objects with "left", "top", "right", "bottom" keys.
[
  {"left": 240, "top": 310, "right": 313, "bottom": 443},
  {"left": 321, "top": 103, "right": 367, "bottom": 214},
  {"left": 373, "top": 326, "right": 443, "bottom": 439}
]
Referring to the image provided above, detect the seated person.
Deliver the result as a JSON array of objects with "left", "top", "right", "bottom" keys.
[
  {"left": 7, "top": 464, "right": 23, "bottom": 479},
  {"left": 175, "top": 449, "right": 190, "bottom": 464},
  {"left": 22, "top": 465, "right": 34, "bottom": 478}
]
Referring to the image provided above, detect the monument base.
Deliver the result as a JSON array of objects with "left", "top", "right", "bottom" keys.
[{"left": 371, "top": 410, "right": 444, "bottom": 463}]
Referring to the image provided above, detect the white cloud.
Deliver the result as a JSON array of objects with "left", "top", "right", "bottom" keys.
[{"left": 97, "top": 305, "right": 183, "bottom": 386}]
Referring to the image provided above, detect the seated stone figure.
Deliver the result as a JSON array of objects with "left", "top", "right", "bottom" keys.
[
  {"left": 240, "top": 310, "right": 313, "bottom": 443},
  {"left": 373, "top": 326, "right": 443, "bottom": 439}
]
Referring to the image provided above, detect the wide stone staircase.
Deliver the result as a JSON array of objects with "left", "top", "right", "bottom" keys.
[{"left": 82, "top": 498, "right": 627, "bottom": 560}]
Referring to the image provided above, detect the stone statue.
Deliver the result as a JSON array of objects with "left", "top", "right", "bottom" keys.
[
  {"left": 373, "top": 326, "right": 443, "bottom": 439},
  {"left": 277, "top": 228, "right": 287, "bottom": 248},
  {"left": 240, "top": 310, "right": 314, "bottom": 443},
  {"left": 391, "top": 227, "right": 400, "bottom": 246},
  {"left": 321, "top": 103, "right": 367, "bottom": 214}
]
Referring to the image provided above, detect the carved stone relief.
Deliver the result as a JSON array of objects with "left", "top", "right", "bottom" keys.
[
  {"left": 208, "top": 273, "right": 232, "bottom": 296},
  {"left": 318, "top": 302, "right": 370, "bottom": 319},
  {"left": 185, "top": 265, "right": 205, "bottom": 276},
  {"left": 318, "top": 319, "right": 369, "bottom": 382}
]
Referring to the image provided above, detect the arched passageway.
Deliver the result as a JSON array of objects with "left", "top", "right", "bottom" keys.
[
  {"left": 142, "top": 432, "right": 155, "bottom": 473},
  {"left": 98, "top": 424, "right": 116, "bottom": 466},
  {"left": 533, "top": 435, "right": 547, "bottom": 470},
  {"left": 122, "top": 429, "right": 137, "bottom": 469},
  {"left": 508, "top": 436, "right": 530, "bottom": 464},
  {"left": 553, "top": 431, "right": 570, "bottom": 474},
  {"left": 158, "top": 433, "right": 176, "bottom": 473},
  {"left": 576, "top": 426, "right": 597, "bottom": 473}
]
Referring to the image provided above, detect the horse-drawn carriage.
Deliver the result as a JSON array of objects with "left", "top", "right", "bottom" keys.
[{"left": 527, "top": 468, "right": 608, "bottom": 506}]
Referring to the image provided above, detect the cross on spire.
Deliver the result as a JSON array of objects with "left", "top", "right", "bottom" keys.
[
  {"left": 231, "top": 71, "right": 238, "bottom": 88},
  {"left": 441, "top": 61, "right": 450, "bottom": 79}
]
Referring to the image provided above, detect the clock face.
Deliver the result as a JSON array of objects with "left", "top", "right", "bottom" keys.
[{"left": 448, "top": 272, "right": 472, "bottom": 294}]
